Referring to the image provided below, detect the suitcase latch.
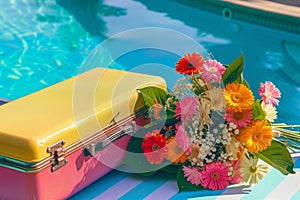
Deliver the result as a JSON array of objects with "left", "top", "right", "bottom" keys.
[{"left": 47, "top": 140, "right": 67, "bottom": 172}]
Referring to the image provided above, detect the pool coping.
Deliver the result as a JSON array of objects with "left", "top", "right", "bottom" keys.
[
  {"left": 224, "top": 0, "right": 300, "bottom": 19},
  {"left": 223, "top": 0, "right": 300, "bottom": 34},
  {"left": 175, "top": 0, "right": 300, "bottom": 34},
  {"left": 220, "top": 0, "right": 300, "bottom": 34}
]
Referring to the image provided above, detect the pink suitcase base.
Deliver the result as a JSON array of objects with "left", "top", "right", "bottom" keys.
[{"left": 0, "top": 135, "right": 131, "bottom": 200}]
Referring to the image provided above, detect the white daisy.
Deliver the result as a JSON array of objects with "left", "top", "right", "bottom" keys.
[{"left": 261, "top": 101, "right": 277, "bottom": 122}]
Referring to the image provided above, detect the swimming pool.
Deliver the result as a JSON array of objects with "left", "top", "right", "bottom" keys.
[{"left": 0, "top": 0, "right": 300, "bottom": 126}]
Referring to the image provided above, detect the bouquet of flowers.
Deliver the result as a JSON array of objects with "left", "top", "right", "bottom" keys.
[{"left": 125, "top": 52, "right": 299, "bottom": 191}]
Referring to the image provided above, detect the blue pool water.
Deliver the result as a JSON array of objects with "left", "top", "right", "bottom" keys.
[{"left": 0, "top": 0, "right": 300, "bottom": 125}]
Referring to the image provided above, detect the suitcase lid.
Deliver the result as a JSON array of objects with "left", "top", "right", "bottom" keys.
[{"left": 0, "top": 68, "right": 166, "bottom": 165}]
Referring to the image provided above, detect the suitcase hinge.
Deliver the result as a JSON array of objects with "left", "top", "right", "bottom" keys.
[{"left": 47, "top": 140, "right": 67, "bottom": 172}]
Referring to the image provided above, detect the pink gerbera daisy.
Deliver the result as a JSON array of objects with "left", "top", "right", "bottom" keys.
[
  {"left": 183, "top": 166, "right": 202, "bottom": 186},
  {"left": 175, "top": 123, "right": 191, "bottom": 154},
  {"left": 200, "top": 60, "right": 226, "bottom": 83},
  {"left": 201, "top": 162, "right": 231, "bottom": 190},
  {"left": 258, "top": 81, "right": 281, "bottom": 106},
  {"left": 142, "top": 130, "right": 167, "bottom": 164},
  {"left": 174, "top": 96, "right": 198, "bottom": 122},
  {"left": 229, "top": 160, "right": 242, "bottom": 184},
  {"left": 224, "top": 109, "right": 252, "bottom": 128}
]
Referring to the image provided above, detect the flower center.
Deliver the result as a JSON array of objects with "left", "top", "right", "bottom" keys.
[
  {"left": 231, "top": 93, "right": 241, "bottom": 103},
  {"left": 252, "top": 132, "right": 261, "bottom": 142},
  {"left": 183, "top": 107, "right": 189, "bottom": 115},
  {"left": 209, "top": 67, "right": 217, "bottom": 74},
  {"left": 249, "top": 166, "right": 258, "bottom": 173},
  {"left": 152, "top": 143, "right": 160, "bottom": 151},
  {"left": 192, "top": 171, "right": 199, "bottom": 177},
  {"left": 200, "top": 111, "right": 207, "bottom": 119},
  {"left": 266, "top": 91, "right": 272, "bottom": 98},
  {"left": 212, "top": 172, "right": 219, "bottom": 180},
  {"left": 233, "top": 112, "right": 243, "bottom": 120},
  {"left": 212, "top": 100, "right": 217, "bottom": 105},
  {"left": 186, "top": 63, "right": 194, "bottom": 69}
]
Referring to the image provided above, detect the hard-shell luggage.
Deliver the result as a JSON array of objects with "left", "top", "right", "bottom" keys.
[{"left": 0, "top": 68, "right": 166, "bottom": 199}]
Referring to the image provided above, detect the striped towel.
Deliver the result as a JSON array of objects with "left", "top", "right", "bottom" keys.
[{"left": 69, "top": 155, "right": 300, "bottom": 200}]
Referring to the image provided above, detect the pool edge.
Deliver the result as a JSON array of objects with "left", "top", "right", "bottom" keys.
[{"left": 174, "top": 0, "right": 300, "bottom": 34}]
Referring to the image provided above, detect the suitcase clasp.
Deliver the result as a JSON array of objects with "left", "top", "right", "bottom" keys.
[{"left": 47, "top": 140, "right": 67, "bottom": 172}]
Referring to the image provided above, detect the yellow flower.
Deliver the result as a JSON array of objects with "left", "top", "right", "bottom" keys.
[
  {"left": 224, "top": 83, "right": 254, "bottom": 112},
  {"left": 238, "top": 120, "right": 273, "bottom": 153},
  {"left": 240, "top": 154, "right": 268, "bottom": 185},
  {"left": 261, "top": 101, "right": 277, "bottom": 123}
]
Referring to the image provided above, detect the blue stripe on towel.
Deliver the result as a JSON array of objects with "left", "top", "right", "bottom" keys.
[
  {"left": 241, "top": 169, "right": 285, "bottom": 200},
  {"left": 119, "top": 171, "right": 172, "bottom": 200},
  {"left": 94, "top": 175, "right": 146, "bottom": 200},
  {"left": 294, "top": 155, "right": 300, "bottom": 168},
  {"left": 291, "top": 189, "right": 300, "bottom": 200},
  {"left": 68, "top": 170, "right": 128, "bottom": 200}
]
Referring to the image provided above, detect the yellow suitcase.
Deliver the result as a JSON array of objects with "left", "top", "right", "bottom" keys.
[{"left": 0, "top": 67, "right": 166, "bottom": 200}]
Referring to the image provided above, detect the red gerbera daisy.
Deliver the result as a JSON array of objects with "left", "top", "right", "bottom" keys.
[
  {"left": 175, "top": 52, "right": 204, "bottom": 75},
  {"left": 142, "top": 130, "right": 167, "bottom": 164}
]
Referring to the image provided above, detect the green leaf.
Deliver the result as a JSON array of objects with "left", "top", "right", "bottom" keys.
[
  {"left": 222, "top": 54, "right": 244, "bottom": 86},
  {"left": 137, "top": 86, "right": 168, "bottom": 107},
  {"left": 177, "top": 166, "right": 205, "bottom": 192},
  {"left": 236, "top": 72, "right": 243, "bottom": 84},
  {"left": 193, "top": 85, "right": 206, "bottom": 96},
  {"left": 162, "top": 164, "right": 181, "bottom": 174},
  {"left": 242, "top": 78, "right": 251, "bottom": 89},
  {"left": 165, "top": 109, "right": 177, "bottom": 126},
  {"left": 255, "top": 140, "right": 295, "bottom": 175},
  {"left": 252, "top": 100, "right": 265, "bottom": 120},
  {"left": 138, "top": 171, "right": 157, "bottom": 177},
  {"left": 236, "top": 72, "right": 250, "bottom": 89}
]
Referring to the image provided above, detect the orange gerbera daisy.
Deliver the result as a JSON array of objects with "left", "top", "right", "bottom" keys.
[
  {"left": 175, "top": 52, "right": 204, "bottom": 75},
  {"left": 224, "top": 83, "right": 254, "bottom": 112},
  {"left": 238, "top": 120, "right": 273, "bottom": 153},
  {"left": 166, "top": 137, "right": 187, "bottom": 164}
]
